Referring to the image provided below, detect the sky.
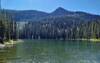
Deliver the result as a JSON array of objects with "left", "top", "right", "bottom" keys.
[{"left": 1, "top": 0, "right": 100, "bottom": 15}]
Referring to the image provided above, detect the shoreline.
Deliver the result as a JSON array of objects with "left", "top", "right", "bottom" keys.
[
  {"left": 4, "top": 39, "right": 24, "bottom": 45},
  {"left": 0, "top": 39, "right": 24, "bottom": 48},
  {"left": 66, "top": 39, "right": 100, "bottom": 42},
  {"left": 89, "top": 39, "right": 100, "bottom": 42},
  {"left": 0, "top": 39, "right": 100, "bottom": 48}
]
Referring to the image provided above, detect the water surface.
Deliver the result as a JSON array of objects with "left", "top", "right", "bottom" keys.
[{"left": 0, "top": 40, "right": 100, "bottom": 63}]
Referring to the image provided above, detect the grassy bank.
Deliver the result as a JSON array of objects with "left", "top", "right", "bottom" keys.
[
  {"left": 89, "top": 39, "right": 100, "bottom": 42},
  {"left": 67, "top": 39, "right": 100, "bottom": 42}
]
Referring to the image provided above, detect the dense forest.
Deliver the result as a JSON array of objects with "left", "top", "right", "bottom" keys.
[
  {"left": 0, "top": 7, "right": 100, "bottom": 44},
  {"left": 19, "top": 17, "right": 100, "bottom": 40},
  {"left": 0, "top": 10, "right": 17, "bottom": 44}
]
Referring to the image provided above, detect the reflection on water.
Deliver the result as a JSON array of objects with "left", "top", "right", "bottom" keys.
[{"left": 0, "top": 40, "right": 100, "bottom": 63}]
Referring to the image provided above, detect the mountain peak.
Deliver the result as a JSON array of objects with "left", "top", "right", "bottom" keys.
[
  {"left": 57, "top": 7, "right": 65, "bottom": 10},
  {"left": 55, "top": 7, "right": 67, "bottom": 12},
  {"left": 51, "top": 7, "right": 73, "bottom": 16}
]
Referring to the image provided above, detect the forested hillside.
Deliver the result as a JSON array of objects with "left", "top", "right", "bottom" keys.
[
  {"left": 10, "top": 7, "right": 99, "bottom": 40},
  {"left": 0, "top": 7, "right": 100, "bottom": 41},
  {"left": 19, "top": 16, "right": 100, "bottom": 39}
]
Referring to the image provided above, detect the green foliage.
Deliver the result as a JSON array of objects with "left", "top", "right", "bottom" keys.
[
  {"left": 19, "top": 17, "right": 100, "bottom": 40},
  {"left": 0, "top": 10, "right": 17, "bottom": 44}
]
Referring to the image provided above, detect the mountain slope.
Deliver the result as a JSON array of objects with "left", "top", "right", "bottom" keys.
[
  {"left": 4, "top": 7, "right": 100, "bottom": 22},
  {"left": 5, "top": 10, "right": 49, "bottom": 22}
]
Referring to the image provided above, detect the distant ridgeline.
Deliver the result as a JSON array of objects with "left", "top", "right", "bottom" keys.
[
  {"left": 1, "top": 7, "right": 100, "bottom": 41},
  {"left": 0, "top": 10, "right": 18, "bottom": 44}
]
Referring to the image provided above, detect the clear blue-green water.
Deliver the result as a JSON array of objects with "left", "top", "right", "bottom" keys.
[{"left": 0, "top": 40, "right": 100, "bottom": 63}]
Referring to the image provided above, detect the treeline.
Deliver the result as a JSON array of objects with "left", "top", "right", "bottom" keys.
[
  {"left": 19, "top": 17, "right": 100, "bottom": 40},
  {"left": 0, "top": 10, "right": 17, "bottom": 44},
  {"left": 1, "top": 10, "right": 100, "bottom": 42}
]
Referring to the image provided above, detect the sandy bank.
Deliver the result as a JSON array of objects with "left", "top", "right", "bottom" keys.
[
  {"left": 0, "top": 44, "right": 5, "bottom": 48},
  {"left": 0, "top": 39, "right": 24, "bottom": 48}
]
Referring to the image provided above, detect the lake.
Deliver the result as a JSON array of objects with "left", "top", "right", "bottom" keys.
[{"left": 0, "top": 40, "right": 100, "bottom": 63}]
